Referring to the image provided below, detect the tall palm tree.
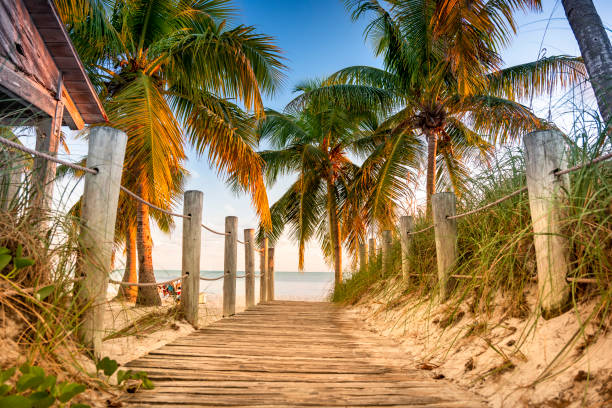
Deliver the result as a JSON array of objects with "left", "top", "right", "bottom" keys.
[
  {"left": 561, "top": 0, "right": 612, "bottom": 129},
  {"left": 56, "top": 0, "right": 285, "bottom": 304},
  {"left": 257, "top": 80, "right": 391, "bottom": 285},
  {"left": 307, "top": 0, "right": 587, "bottom": 215}
]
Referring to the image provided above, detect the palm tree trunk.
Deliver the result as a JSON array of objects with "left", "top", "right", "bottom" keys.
[
  {"left": 562, "top": 0, "right": 612, "bottom": 129},
  {"left": 117, "top": 225, "right": 138, "bottom": 302},
  {"left": 425, "top": 133, "right": 438, "bottom": 216},
  {"left": 136, "top": 186, "right": 161, "bottom": 306},
  {"left": 326, "top": 180, "right": 342, "bottom": 286}
]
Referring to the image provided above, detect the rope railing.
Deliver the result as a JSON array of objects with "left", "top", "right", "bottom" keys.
[
  {"left": 0, "top": 135, "right": 96, "bottom": 174},
  {"left": 109, "top": 274, "right": 188, "bottom": 287},
  {"left": 202, "top": 224, "right": 230, "bottom": 236},
  {"left": 120, "top": 186, "right": 189, "bottom": 219},
  {"left": 200, "top": 275, "right": 224, "bottom": 281},
  {"left": 403, "top": 151, "right": 612, "bottom": 235}
]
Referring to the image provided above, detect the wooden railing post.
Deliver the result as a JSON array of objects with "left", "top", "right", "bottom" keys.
[
  {"left": 368, "top": 238, "right": 377, "bottom": 268},
  {"left": 181, "top": 190, "right": 203, "bottom": 327},
  {"left": 259, "top": 237, "right": 268, "bottom": 303},
  {"left": 244, "top": 229, "right": 255, "bottom": 308},
  {"left": 267, "top": 247, "right": 275, "bottom": 301},
  {"left": 524, "top": 130, "right": 570, "bottom": 318},
  {"left": 78, "top": 127, "right": 127, "bottom": 356},
  {"left": 0, "top": 150, "right": 23, "bottom": 211},
  {"left": 223, "top": 216, "right": 238, "bottom": 317},
  {"left": 381, "top": 230, "right": 392, "bottom": 276},
  {"left": 399, "top": 216, "right": 414, "bottom": 279},
  {"left": 432, "top": 192, "right": 457, "bottom": 301},
  {"left": 358, "top": 241, "right": 368, "bottom": 271}
]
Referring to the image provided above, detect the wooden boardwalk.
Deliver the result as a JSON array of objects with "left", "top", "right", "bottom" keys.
[{"left": 125, "top": 301, "right": 486, "bottom": 407}]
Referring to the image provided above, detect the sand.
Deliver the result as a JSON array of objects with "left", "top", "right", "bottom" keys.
[
  {"left": 350, "top": 281, "right": 612, "bottom": 407},
  {"left": 100, "top": 294, "right": 245, "bottom": 365}
]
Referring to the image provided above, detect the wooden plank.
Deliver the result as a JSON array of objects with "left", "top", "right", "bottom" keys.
[{"left": 123, "top": 302, "right": 486, "bottom": 407}]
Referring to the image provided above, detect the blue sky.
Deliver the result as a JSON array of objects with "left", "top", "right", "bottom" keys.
[{"left": 57, "top": 0, "right": 612, "bottom": 273}]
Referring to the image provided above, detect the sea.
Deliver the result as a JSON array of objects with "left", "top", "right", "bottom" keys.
[{"left": 108, "top": 270, "right": 335, "bottom": 302}]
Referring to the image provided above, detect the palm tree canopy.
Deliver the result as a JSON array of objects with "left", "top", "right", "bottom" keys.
[{"left": 56, "top": 0, "right": 287, "bottom": 225}]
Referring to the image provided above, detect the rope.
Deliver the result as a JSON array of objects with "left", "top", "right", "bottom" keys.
[
  {"left": 109, "top": 274, "right": 187, "bottom": 287},
  {"left": 202, "top": 224, "right": 230, "bottom": 236},
  {"left": 448, "top": 187, "right": 528, "bottom": 221},
  {"left": 407, "top": 225, "right": 434, "bottom": 236},
  {"left": 120, "top": 186, "right": 189, "bottom": 219},
  {"left": 200, "top": 275, "right": 224, "bottom": 281},
  {"left": 554, "top": 151, "right": 612, "bottom": 177},
  {"left": 0, "top": 135, "right": 96, "bottom": 174}
]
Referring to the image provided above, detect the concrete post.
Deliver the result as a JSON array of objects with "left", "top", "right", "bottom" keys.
[
  {"left": 381, "top": 230, "right": 392, "bottom": 276},
  {"left": 400, "top": 216, "right": 414, "bottom": 279},
  {"left": 78, "top": 127, "right": 127, "bottom": 356},
  {"left": 267, "top": 247, "right": 275, "bottom": 301},
  {"left": 259, "top": 237, "right": 268, "bottom": 303},
  {"left": 223, "top": 216, "right": 238, "bottom": 317},
  {"left": 432, "top": 192, "right": 457, "bottom": 301},
  {"left": 524, "top": 130, "right": 570, "bottom": 318},
  {"left": 181, "top": 190, "right": 203, "bottom": 327},
  {"left": 244, "top": 229, "right": 255, "bottom": 308}
]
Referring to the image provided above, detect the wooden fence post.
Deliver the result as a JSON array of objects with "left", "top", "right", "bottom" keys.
[
  {"left": 358, "top": 241, "right": 368, "bottom": 271},
  {"left": 368, "top": 238, "right": 377, "bottom": 265},
  {"left": 0, "top": 150, "right": 23, "bottom": 211},
  {"left": 260, "top": 237, "right": 268, "bottom": 303},
  {"left": 223, "top": 216, "right": 238, "bottom": 317},
  {"left": 400, "top": 216, "right": 414, "bottom": 279},
  {"left": 181, "top": 190, "right": 203, "bottom": 327},
  {"left": 524, "top": 130, "right": 570, "bottom": 318},
  {"left": 381, "top": 230, "right": 392, "bottom": 276},
  {"left": 244, "top": 229, "right": 255, "bottom": 308},
  {"left": 78, "top": 127, "right": 127, "bottom": 356},
  {"left": 432, "top": 192, "right": 457, "bottom": 301},
  {"left": 267, "top": 248, "right": 275, "bottom": 301}
]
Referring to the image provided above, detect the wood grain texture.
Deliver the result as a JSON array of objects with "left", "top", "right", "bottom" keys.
[{"left": 123, "top": 301, "right": 486, "bottom": 407}]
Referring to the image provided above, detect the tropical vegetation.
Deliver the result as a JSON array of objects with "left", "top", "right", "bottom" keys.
[{"left": 55, "top": 0, "right": 285, "bottom": 304}]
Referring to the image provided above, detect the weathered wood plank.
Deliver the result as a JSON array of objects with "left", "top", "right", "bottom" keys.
[{"left": 123, "top": 302, "right": 485, "bottom": 407}]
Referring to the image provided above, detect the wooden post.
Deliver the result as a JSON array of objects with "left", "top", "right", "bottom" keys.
[
  {"left": 368, "top": 238, "right": 377, "bottom": 268},
  {"left": 400, "top": 216, "right": 414, "bottom": 279},
  {"left": 381, "top": 230, "right": 392, "bottom": 276},
  {"left": 244, "top": 229, "right": 255, "bottom": 308},
  {"left": 223, "top": 216, "right": 238, "bottom": 317},
  {"left": 259, "top": 237, "right": 268, "bottom": 303},
  {"left": 31, "top": 109, "right": 63, "bottom": 210},
  {"left": 78, "top": 127, "right": 126, "bottom": 356},
  {"left": 524, "top": 130, "right": 570, "bottom": 318},
  {"left": 0, "top": 150, "right": 23, "bottom": 211},
  {"left": 267, "top": 248, "right": 275, "bottom": 301},
  {"left": 358, "top": 241, "right": 368, "bottom": 271},
  {"left": 181, "top": 190, "right": 203, "bottom": 327},
  {"left": 432, "top": 192, "right": 457, "bottom": 301}
]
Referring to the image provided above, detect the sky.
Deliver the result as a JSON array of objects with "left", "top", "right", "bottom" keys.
[{"left": 51, "top": 0, "right": 612, "bottom": 274}]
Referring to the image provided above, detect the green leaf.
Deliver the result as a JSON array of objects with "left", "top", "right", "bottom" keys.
[
  {"left": 0, "top": 385, "right": 10, "bottom": 397},
  {"left": 0, "top": 254, "right": 11, "bottom": 271},
  {"left": 15, "top": 244, "right": 22, "bottom": 258},
  {"left": 0, "top": 395, "right": 32, "bottom": 408},
  {"left": 116, "top": 370, "right": 129, "bottom": 385},
  {"left": 34, "top": 286, "right": 55, "bottom": 302},
  {"left": 18, "top": 364, "right": 30, "bottom": 374},
  {"left": 95, "top": 357, "right": 118, "bottom": 377},
  {"left": 16, "top": 373, "right": 44, "bottom": 392},
  {"left": 27, "top": 391, "right": 54, "bottom": 408},
  {"left": 57, "top": 383, "right": 85, "bottom": 403},
  {"left": 0, "top": 247, "right": 10, "bottom": 255},
  {"left": 14, "top": 257, "right": 34, "bottom": 270},
  {"left": 0, "top": 367, "right": 15, "bottom": 383}
]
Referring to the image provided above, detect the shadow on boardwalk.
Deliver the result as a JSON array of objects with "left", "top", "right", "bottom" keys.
[{"left": 124, "top": 301, "right": 486, "bottom": 407}]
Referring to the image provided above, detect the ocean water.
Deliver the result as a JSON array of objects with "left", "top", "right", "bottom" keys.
[{"left": 109, "top": 270, "right": 335, "bottom": 302}]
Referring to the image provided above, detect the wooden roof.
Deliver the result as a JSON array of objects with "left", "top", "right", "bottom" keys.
[{"left": 23, "top": 0, "right": 106, "bottom": 124}]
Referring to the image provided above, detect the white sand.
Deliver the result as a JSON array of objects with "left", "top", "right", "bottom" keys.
[
  {"left": 351, "top": 281, "right": 612, "bottom": 407},
  {"left": 101, "top": 294, "right": 246, "bottom": 365}
]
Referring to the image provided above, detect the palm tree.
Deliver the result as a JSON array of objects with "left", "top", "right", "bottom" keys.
[
  {"left": 257, "top": 80, "right": 391, "bottom": 285},
  {"left": 561, "top": 0, "right": 612, "bottom": 129},
  {"left": 309, "top": 0, "right": 587, "bottom": 215},
  {"left": 56, "top": 0, "right": 285, "bottom": 304}
]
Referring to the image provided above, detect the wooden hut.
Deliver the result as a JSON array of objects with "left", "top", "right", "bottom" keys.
[{"left": 0, "top": 0, "right": 106, "bottom": 207}]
